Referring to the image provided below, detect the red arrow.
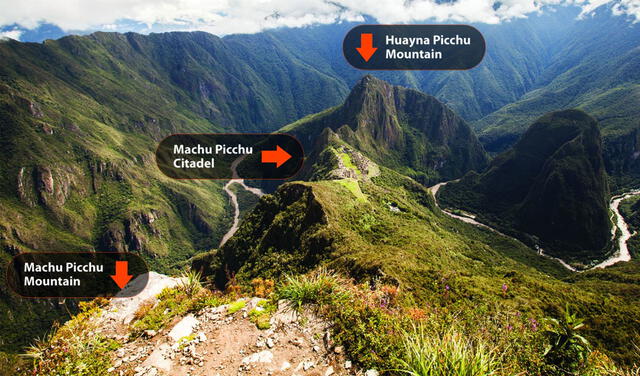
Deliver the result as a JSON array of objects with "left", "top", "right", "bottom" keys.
[
  {"left": 261, "top": 145, "right": 292, "bottom": 168},
  {"left": 356, "top": 33, "right": 377, "bottom": 62},
  {"left": 111, "top": 261, "right": 133, "bottom": 289}
]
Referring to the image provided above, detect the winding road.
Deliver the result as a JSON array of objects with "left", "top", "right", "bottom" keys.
[
  {"left": 219, "top": 155, "right": 265, "bottom": 247},
  {"left": 429, "top": 182, "right": 640, "bottom": 272}
]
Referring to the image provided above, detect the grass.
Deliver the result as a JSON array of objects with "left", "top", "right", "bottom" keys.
[
  {"left": 22, "top": 299, "right": 120, "bottom": 376},
  {"left": 336, "top": 179, "right": 367, "bottom": 202},
  {"left": 276, "top": 268, "right": 351, "bottom": 310},
  {"left": 394, "top": 325, "right": 498, "bottom": 376},
  {"left": 248, "top": 300, "right": 277, "bottom": 330}
]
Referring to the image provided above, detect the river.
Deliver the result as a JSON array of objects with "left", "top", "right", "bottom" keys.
[
  {"left": 429, "top": 182, "right": 640, "bottom": 272},
  {"left": 219, "top": 155, "right": 265, "bottom": 247}
]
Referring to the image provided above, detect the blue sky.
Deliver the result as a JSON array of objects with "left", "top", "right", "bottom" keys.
[{"left": 0, "top": 0, "right": 638, "bottom": 42}]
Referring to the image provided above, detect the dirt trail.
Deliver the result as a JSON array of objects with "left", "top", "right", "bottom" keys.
[{"left": 96, "top": 293, "right": 364, "bottom": 376}]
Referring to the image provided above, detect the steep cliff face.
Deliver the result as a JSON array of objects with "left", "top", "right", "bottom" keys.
[
  {"left": 440, "top": 110, "right": 611, "bottom": 262},
  {"left": 211, "top": 183, "right": 333, "bottom": 287},
  {"left": 283, "top": 76, "right": 488, "bottom": 185}
]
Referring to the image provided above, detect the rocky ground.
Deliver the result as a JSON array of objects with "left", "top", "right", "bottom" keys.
[{"left": 90, "top": 273, "right": 376, "bottom": 376}]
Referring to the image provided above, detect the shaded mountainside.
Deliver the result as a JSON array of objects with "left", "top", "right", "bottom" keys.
[
  {"left": 282, "top": 76, "right": 488, "bottom": 185},
  {"left": 439, "top": 110, "right": 611, "bottom": 264}
]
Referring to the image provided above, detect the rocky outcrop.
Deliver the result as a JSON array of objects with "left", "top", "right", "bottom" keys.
[{"left": 285, "top": 76, "right": 488, "bottom": 185}]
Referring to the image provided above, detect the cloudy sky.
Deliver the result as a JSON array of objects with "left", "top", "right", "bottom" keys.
[{"left": 0, "top": 0, "right": 638, "bottom": 41}]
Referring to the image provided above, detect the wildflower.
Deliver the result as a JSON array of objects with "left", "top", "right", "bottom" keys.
[{"left": 529, "top": 318, "right": 538, "bottom": 331}]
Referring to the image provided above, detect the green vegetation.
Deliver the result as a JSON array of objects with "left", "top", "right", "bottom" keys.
[
  {"left": 205, "top": 152, "right": 640, "bottom": 367},
  {"left": 248, "top": 300, "right": 277, "bottom": 330},
  {"left": 395, "top": 325, "right": 498, "bottom": 376},
  {"left": 0, "top": 28, "right": 352, "bottom": 352},
  {"left": 619, "top": 196, "right": 640, "bottom": 258},
  {"left": 542, "top": 304, "right": 592, "bottom": 375},
  {"left": 274, "top": 269, "right": 639, "bottom": 375},
  {"left": 22, "top": 299, "right": 119, "bottom": 376},
  {"left": 276, "top": 269, "right": 351, "bottom": 310},
  {"left": 440, "top": 110, "right": 612, "bottom": 264},
  {"left": 131, "top": 275, "right": 226, "bottom": 336},
  {"left": 227, "top": 299, "right": 246, "bottom": 315}
]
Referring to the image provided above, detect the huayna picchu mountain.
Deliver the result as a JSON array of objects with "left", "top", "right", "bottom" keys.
[
  {"left": 281, "top": 75, "right": 489, "bottom": 185},
  {"left": 439, "top": 109, "right": 611, "bottom": 263}
]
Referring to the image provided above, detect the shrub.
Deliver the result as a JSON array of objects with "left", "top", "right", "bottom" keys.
[
  {"left": 23, "top": 306, "right": 120, "bottom": 376},
  {"left": 542, "top": 304, "right": 591, "bottom": 375},
  {"left": 227, "top": 300, "right": 246, "bottom": 315},
  {"left": 178, "top": 269, "right": 203, "bottom": 298},
  {"left": 251, "top": 278, "right": 275, "bottom": 298}
]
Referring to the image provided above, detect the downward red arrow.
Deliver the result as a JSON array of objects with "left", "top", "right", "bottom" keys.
[
  {"left": 261, "top": 145, "right": 292, "bottom": 168},
  {"left": 356, "top": 33, "right": 378, "bottom": 62},
  {"left": 111, "top": 261, "right": 133, "bottom": 289}
]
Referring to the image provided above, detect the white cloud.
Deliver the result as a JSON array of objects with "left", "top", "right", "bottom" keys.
[
  {"left": 0, "top": 28, "right": 22, "bottom": 41},
  {"left": 612, "top": 0, "right": 640, "bottom": 22},
  {"left": 0, "top": 0, "right": 636, "bottom": 35}
]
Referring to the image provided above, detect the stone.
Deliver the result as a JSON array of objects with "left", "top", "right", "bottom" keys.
[
  {"left": 365, "top": 370, "right": 379, "bottom": 376},
  {"left": 241, "top": 350, "right": 274, "bottom": 364},
  {"left": 280, "top": 361, "right": 291, "bottom": 371},
  {"left": 266, "top": 338, "right": 274, "bottom": 348},
  {"left": 143, "top": 330, "right": 157, "bottom": 338},
  {"left": 334, "top": 346, "right": 343, "bottom": 354},
  {"left": 303, "top": 361, "right": 315, "bottom": 371},
  {"left": 345, "top": 360, "right": 352, "bottom": 369},
  {"left": 168, "top": 314, "right": 199, "bottom": 342},
  {"left": 142, "top": 343, "right": 172, "bottom": 373},
  {"left": 325, "top": 366, "right": 335, "bottom": 376}
]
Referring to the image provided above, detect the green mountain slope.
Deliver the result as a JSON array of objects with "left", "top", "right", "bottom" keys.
[
  {"left": 282, "top": 76, "right": 488, "bottom": 185},
  {"left": 258, "top": 9, "right": 577, "bottom": 122},
  {"left": 439, "top": 110, "right": 611, "bottom": 264},
  {"left": 200, "top": 137, "right": 640, "bottom": 366}
]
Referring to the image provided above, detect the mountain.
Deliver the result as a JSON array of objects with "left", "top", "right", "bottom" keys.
[
  {"left": 439, "top": 110, "right": 611, "bottom": 263},
  {"left": 474, "top": 7, "right": 640, "bottom": 180},
  {"left": 196, "top": 133, "right": 640, "bottom": 367},
  {"left": 256, "top": 8, "right": 576, "bottom": 123},
  {"left": 0, "top": 30, "right": 350, "bottom": 352},
  {"left": 281, "top": 75, "right": 488, "bottom": 185}
]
